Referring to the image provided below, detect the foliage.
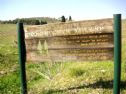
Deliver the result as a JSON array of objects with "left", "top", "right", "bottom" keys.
[
  {"left": 69, "top": 16, "right": 72, "bottom": 21},
  {"left": 0, "top": 19, "right": 47, "bottom": 25},
  {"left": 61, "top": 16, "right": 66, "bottom": 22},
  {"left": 69, "top": 68, "right": 85, "bottom": 77},
  {"left": 29, "top": 62, "right": 64, "bottom": 81},
  {"left": 0, "top": 17, "right": 60, "bottom": 25},
  {"left": 0, "top": 71, "right": 20, "bottom": 94}
]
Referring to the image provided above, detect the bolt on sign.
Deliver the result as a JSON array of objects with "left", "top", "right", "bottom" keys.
[{"left": 24, "top": 18, "right": 113, "bottom": 62}]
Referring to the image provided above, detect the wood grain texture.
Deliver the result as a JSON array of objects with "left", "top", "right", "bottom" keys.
[{"left": 25, "top": 19, "right": 114, "bottom": 62}]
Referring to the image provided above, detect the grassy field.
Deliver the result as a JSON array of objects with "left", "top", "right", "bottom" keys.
[
  {"left": 0, "top": 20, "right": 126, "bottom": 94},
  {"left": 26, "top": 61, "right": 126, "bottom": 94},
  {"left": 0, "top": 24, "right": 20, "bottom": 94}
]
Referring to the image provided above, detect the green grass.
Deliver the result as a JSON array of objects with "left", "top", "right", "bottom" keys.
[
  {"left": 26, "top": 58, "right": 126, "bottom": 94},
  {"left": 26, "top": 61, "right": 126, "bottom": 94},
  {"left": 0, "top": 24, "right": 17, "bottom": 44},
  {"left": 0, "top": 24, "right": 20, "bottom": 94},
  {"left": 0, "top": 21, "right": 126, "bottom": 94},
  {"left": 0, "top": 71, "right": 20, "bottom": 94},
  {"left": 69, "top": 67, "right": 85, "bottom": 77}
]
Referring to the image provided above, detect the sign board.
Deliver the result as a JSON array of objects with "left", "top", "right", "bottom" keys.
[{"left": 24, "top": 18, "right": 113, "bottom": 62}]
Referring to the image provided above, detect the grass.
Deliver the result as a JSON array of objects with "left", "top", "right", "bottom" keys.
[
  {"left": 0, "top": 24, "right": 20, "bottom": 94},
  {"left": 0, "top": 71, "right": 20, "bottom": 94},
  {"left": 0, "top": 24, "right": 17, "bottom": 45},
  {"left": 69, "top": 67, "right": 85, "bottom": 77},
  {"left": 26, "top": 61, "right": 126, "bottom": 94},
  {"left": 0, "top": 20, "right": 126, "bottom": 94}
]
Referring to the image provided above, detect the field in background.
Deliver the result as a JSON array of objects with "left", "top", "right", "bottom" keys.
[
  {"left": 0, "top": 20, "right": 126, "bottom": 94},
  {"left": 0, "top": 24, "right": 20, "bottom": 94}
]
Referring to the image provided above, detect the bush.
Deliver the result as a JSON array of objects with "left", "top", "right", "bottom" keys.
[{"left": 61, "top": 16, "right": 66, "bottom": 22}]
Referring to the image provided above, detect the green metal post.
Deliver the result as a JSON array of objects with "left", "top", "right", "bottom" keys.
[
  {"left": 113, "top": 14, "right": 121, "bottom": 94},
  {"left": 17, "top": 22, "right": 27, "bottom": 94}
]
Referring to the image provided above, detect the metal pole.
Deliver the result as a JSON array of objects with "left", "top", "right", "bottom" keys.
[
  {"left": 17, "top": 22, "right": 27, "bottom": 94},
  {"left": 113, "top": 14, "right": 121, "bottom": 94}
]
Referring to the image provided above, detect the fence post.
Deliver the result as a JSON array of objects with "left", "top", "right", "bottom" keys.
[
  {"left": 17, "top": 22, "right": 27, "bottom": 94},
  {"left": 113, "top": 14, "right": 121, "bottom": 94}
]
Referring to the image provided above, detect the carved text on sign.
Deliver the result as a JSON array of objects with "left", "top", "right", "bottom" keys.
[{"left": 25, "top": 18, "right": 114, "bottom": 62}]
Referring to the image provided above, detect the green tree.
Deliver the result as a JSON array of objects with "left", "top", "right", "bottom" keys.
[
  {"left": 35, "top": 20, "right": 40, "bottom": 25},
  {"left": 69, "top": 16, "right": 72, "bottom": 21},
  {"left": 40, "top": 20, "right": 47, "bottom": 25},
  {"left": 61, "top": 16, "right": 66, "bottom": 22}
]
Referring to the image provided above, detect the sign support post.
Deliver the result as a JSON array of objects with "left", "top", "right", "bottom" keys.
[
  {"left": 113, "top": 14, "right": 121, "bottom": 94},
  {"left": 17, "top": 22, "right": 27, "bottom": 94}
]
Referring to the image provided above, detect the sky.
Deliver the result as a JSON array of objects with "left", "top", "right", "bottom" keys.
[{"left": 0, "top": 0, "right": 126, "bottom": 21}]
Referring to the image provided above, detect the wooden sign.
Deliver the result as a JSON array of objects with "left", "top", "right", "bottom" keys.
[{"left": 24, "top": 18, "right": 113, "bottom": 62}]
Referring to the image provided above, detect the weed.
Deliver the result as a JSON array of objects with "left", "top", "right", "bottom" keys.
[{"left": 69, "top": 68, "right": 85, "bottom": 77}]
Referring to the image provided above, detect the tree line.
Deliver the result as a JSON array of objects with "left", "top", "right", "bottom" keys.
[
  {"left": 0, "top": 16, "right": 72, "bottom": 25},
  {"left": 61, "top": 16, "right": 72, "bottom": 22},
  {"left": 0, "top": 18, "right": 47, "bottom": 25}
]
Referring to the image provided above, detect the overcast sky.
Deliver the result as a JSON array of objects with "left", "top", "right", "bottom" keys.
[{"left": 0, "top": 0, "right": 125, "bottom": 21}]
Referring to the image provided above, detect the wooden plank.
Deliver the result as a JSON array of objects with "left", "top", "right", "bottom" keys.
[
  {"left": 25, "top": 19, "right": 113, "bottom": 39},
  {"left": 26, "top": 48, "right": 113, "bottom": 62},
  {"left": 25, "top": 33, "right": 113, "bottom": 50},
  {"left": 24, "top": 18, "right": 114, "bottom": 62}
]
